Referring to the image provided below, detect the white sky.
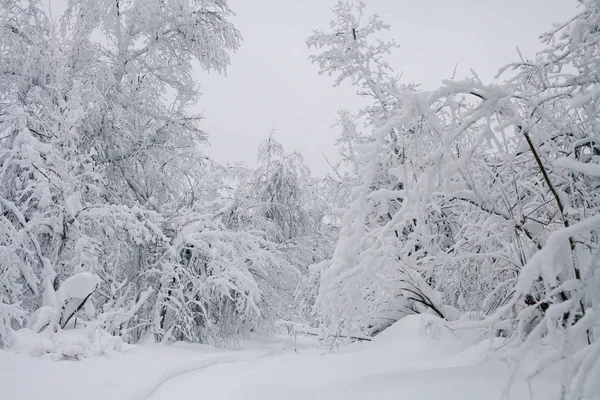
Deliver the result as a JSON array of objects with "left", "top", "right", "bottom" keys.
[{"left": 197, "top": 0, "right": 579, "bottom": 176}]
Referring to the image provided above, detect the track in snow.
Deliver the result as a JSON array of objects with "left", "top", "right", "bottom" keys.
[{"left": 141, "top": 351, "right": 282, "bottom": 400}]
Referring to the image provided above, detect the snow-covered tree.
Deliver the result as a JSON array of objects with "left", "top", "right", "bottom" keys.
[
  {"left": 309, "top": 1, "right": 600, "bottom": 397},
  {"left": 306, "top": 0, "right": 409, "bottom": 127},
  {"left": 0, "top": 0, "right": 241, "bottom": 347},
  {"left": 307, "top": 1, "right": 453, "bottom": 340}
]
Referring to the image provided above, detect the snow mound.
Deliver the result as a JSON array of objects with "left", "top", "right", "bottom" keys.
[
  {"left": 9, "top": 324, "right": 126, "bottom": 360},
  {"left": 373, "top": 313, "right": 457, "bottom": 342},
  {"left": 432, "top": 337, "right": 506, "bottom": 368}
]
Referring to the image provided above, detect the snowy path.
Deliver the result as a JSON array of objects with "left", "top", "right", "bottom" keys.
[
  {"left": 2, "top": 339, "right": 281, "bottom": 400},
  {"left": 3, "top": 318, "right": 566, "bottom": 400},
  {"left": 147, "top": 352, "right": 282, "bottom": 400}
]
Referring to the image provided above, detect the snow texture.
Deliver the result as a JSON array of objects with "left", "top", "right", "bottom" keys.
[{"left": 2, "top": 317, "right": 565, "bottom": 400}]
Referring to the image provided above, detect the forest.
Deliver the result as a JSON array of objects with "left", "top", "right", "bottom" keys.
[{"left": 1, "top": 1, "right": 599, "bottom": 399}]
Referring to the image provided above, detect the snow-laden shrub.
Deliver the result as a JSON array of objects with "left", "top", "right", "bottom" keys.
[
  {"left": 0, "top": 0, "right": 243, "bottom": 350},
  {"left": 23, "top": 272, "right": 100, "bottom": 334},
  {"left": 9, "top": 324, "right": 125, "bottom": 360},
  {"left": 308, "top": 3, "right": 600, "bottom": 398},
  {"left": 153, "top": 215, "right": 300, "bottom": 344}
]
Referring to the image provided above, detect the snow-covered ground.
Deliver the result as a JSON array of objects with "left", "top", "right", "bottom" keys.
[{"left": 3, "top": 315, "right": 563, "bottom": 400}]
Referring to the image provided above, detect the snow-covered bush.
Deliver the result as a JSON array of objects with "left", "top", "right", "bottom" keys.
[
  {"left": 308, "top": 1, "right": 600, "bottom": 398},
  {"left": 0, "top": 0, "right": 244, "bottom": 349},
  {"left": 9, "top": 325, "right": 125, "bottom": 360},
  {"left": 152, "top": 213, "right": 301, "bottom": 344}
]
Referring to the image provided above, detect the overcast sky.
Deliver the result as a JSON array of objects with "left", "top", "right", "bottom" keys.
[{"left": 196, "top": 0, "right": 578, "bottom": 176}]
